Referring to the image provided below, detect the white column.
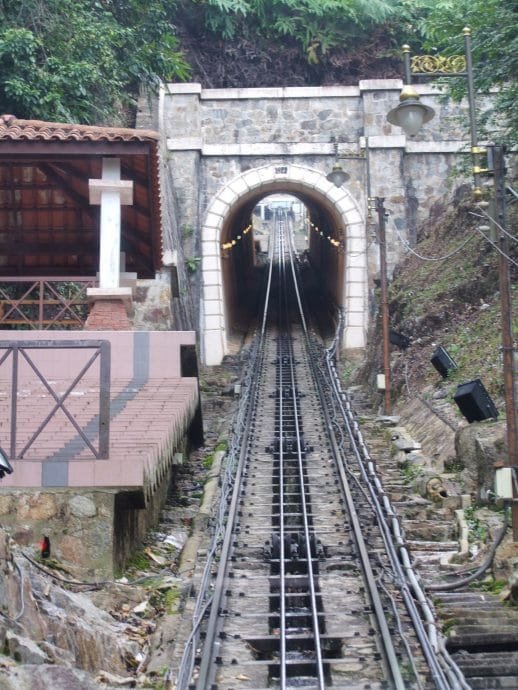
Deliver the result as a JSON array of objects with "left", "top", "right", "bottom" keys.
[{"left": 89, "top": 158, "right": 134, "bottom": 290}]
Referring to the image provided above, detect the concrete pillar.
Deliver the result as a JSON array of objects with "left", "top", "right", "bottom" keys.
[
  {"left": 87, "top": 158, "right": 135, "bottom": 322},
  {"left": 89, "top": 158, "right": 134, "bottom": 289}
]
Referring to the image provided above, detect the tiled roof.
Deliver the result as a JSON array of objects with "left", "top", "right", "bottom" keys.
[{"left": 0, "top": 114, "right": 159, "bottom": 143}]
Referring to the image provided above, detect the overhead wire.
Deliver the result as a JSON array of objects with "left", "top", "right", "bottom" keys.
[
  {"left": 472, "top": 224, "right": 518, "bottom": 267},
  {"left": 390, "top": 217, "right": 476, "bottom": 262},
  {"left": 469, "top": 207, "right": 518, "bottom": 243}
]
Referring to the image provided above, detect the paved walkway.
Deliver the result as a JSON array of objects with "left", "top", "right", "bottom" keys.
[
  {"left": 0, "top": 331, "right": 200, "bottom": 494},
  {"left": 0, "top": 376, "right": 199, "bottom": 491}
]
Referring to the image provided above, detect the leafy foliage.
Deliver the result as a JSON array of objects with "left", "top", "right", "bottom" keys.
[
  {"left": 0, "top": 0, "right": 190, "bottom": 124},
  {"left": 413, "top": 0, "right": 518, "bottom": 146},
  {"left": 182, "top": 0, "right": 397, "bottom": 62},
  {"left": 0, "top": 0, "right": 515, "bottom": 146}
]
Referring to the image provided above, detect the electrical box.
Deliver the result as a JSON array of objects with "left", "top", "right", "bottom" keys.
[
  {"left": 377, "top": 374, "right": 386, "bottom": 390},
  {"left": 495, "top": 467, "right": 514, "bottom": 500},
  {"left": 453, "top": 378, "right": 499, "bottom": 423},
  {"left": 431, "top": 345, "right": 457, "bottom": 378}
]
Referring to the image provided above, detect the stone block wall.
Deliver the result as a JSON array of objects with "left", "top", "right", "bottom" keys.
[{"left": 162, "top": 81, "right": 490, "bottom": 272}]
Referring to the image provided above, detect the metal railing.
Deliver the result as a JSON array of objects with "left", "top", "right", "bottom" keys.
[
  {"left": 0, "top": 277, "right": 96, "bottom": 329},
  {"left": 0, "top": 340, "right": 111, "bottom": 461}
]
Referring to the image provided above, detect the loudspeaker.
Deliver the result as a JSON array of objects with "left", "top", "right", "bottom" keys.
[
  {"left": 431, "top": 345, "right": 457, "bottom": 378},
  {"left": 453, "top": 379, "right": 499, "bottom": 423}
]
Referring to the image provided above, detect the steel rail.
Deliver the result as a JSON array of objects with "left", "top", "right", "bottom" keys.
[
  {"left": 277, "top": 217, "right": 326, "bottom": 689},
  {"left": 279, "top": 219, "right": 326, "bottom": 689},
  {"left": 283, "top": 225, "right": 408, "bottom": 689},
  {"left": 321, "top": 344, "right": 469, "bottom": 690},
  {"left": 178, "top": 212, "right": 467, "bottom": 690},
  {"left": 274, "top": 222, "right": 289, "bottom": 688},
  {"left": 189, "top": 233, "right": 278, "bottom": 690}
]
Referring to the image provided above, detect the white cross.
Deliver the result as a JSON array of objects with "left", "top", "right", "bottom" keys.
[{"left": 89, "top": 158, "right": 133, "bottom": 289}]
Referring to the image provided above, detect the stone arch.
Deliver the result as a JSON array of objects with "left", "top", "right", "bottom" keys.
[{"left": 200, "top": 163, "right": 367, "bottom": 365}]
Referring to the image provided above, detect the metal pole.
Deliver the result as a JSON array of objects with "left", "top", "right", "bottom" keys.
[
  {"left": 376, "top": 197, "right": 391, "bottom": 415},
  {"left": 491, "top": 146, "right": 518, "bottom": 539},
  {"left": 463, "top": 27, "right": 484, "bottom": 199},
  {"left": 402, "top": 44, "right": 412, "bottom": 84}
]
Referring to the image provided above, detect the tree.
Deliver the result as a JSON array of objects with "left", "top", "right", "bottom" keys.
[
  {"left": 0, "top": 0, "right": 190, "bottom": 124},
  {"left": 181, "top": 0, "right": 398, "bottom": 62},
  {"left": 414, "top": 0, "right": 518, "bottom": 146}
]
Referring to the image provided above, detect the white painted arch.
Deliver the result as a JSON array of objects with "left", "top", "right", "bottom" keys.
[{"left": 200, "top": 163, "right": 367, "bottom": 365}]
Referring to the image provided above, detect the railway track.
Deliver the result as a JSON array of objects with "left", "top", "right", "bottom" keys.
[{"left": 174, "top": 216, "right": 470, "bottom": 689}]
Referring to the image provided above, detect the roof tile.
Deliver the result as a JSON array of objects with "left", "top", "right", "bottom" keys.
[{"left": 0, "top": 115, "right": 159, "bottom": 143}]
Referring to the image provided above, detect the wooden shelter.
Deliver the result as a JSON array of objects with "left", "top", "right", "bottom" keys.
[{"left": 0, "top": 114, "right": 162, "bottom": 278}]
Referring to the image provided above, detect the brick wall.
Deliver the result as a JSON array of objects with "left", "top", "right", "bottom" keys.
[{"left": 85, "top": 299, "right": 130, "bottom": 330}]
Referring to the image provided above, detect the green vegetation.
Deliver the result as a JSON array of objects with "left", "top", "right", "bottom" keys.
[
  {"left": 186, "top": 0, "right": 396, "bottom": 59},
  {"left": 401, "top": 463, "right": 423, "bottom": 485},
  {"left": 202, "top": 441, "right": 227, "bottom": 469},
  {"left": 464, "top": 506, "right": 488, "bottom": 542},
  {"left": 0, "top": 0, "right": 514, "bottom": 146},
  {"left": 389, "top": 195, "right": 517, "bottom": 406},
  {"left": 416, "top": 0, "right": 518, "bottom": 146},
  {"left": 125, "top": 549, "right": 151, "bottom": 572},
  {"left": 469, "top": 578, "right": 507, "bottom": 595},
  {"left": 0, "top": 0, "right": 190, "bottom": 124},
  {"left": 215, "top": 440, "right": 228, "bottom": 453},
  {"left": 185, "top": 257, "right": 201, "bottom": 274}
]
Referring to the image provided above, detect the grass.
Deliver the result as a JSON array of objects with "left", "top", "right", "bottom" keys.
[
  {"left": 387, "top": 194, "right": 517, "bottom": 408},
  {"left": 469, "top": 578, "right": 507, "bottom": 595},
  {"left": 464, "top": 506, "right": 488, "bottom": 543},
  {"left": 401, "top": 463, "right": 423, "bottom": 485}
]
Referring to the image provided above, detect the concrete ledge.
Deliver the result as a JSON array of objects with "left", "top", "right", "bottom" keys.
[
  {"left": 200, "top": 85, "right": 360, "bottom": 99},
  {"left": 87, "top": 287, "right": 133, "bottom": 303},
  {"left": 163, "top": 83, "right": 202, "bottom": 95}
]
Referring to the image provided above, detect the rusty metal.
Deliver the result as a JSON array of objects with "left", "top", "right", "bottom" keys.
[
  {"left": 0, "top": 340, "right": 111, "bottom": 461},
  {"left": 376, "top": 198, "right": 392, "bottom": 415},
  {"left": 0, "top": 277, "right": 96, "bottom": 329},
  {"left": 491, "top": 146, "right": 518, "bottom": 540}
]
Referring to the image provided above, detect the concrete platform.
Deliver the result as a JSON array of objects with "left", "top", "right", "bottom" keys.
[{"left": 0, "top": 331, "right": 202, "bottom": 577}]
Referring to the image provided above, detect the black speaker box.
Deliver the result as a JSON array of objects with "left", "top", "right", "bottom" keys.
[
  {"left": 453, "top": 378, "right": 499, "bottom": 423},
  {"left": 431, "top": 345, "right": 457, "bottom": 378}
]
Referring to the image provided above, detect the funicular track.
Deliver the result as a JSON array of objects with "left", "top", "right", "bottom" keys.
[{"left": 175, "top": 216, "right": 470, "bottom": 689}]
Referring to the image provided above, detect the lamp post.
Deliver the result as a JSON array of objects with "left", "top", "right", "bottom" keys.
[
  {"left": 387, "top": 28, "right": 486, "bottom": 198},
  {"left": 374, "top": 197, "right": 392, "bottom": 416},
  {"left": 388, "top": 29, "right": 518, "bottom": 537}
]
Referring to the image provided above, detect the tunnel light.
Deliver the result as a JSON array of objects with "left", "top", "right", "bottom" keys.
[{"left": 326, "top": 163, "right": 349, "bottom": 188}]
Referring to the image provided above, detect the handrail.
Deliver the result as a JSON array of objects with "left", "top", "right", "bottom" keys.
[
  {"left": 0, "top": 277, "right": 96, "bottom": 329},
  {"left": 0, "top": 340, "right": 111, "bottom": 462}
]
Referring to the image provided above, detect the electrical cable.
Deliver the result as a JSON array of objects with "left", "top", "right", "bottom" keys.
[
  {"left": 470, "top": 208, "right": 518, "bottom": 243},
  {"left": 391, "top": 218, "right": 476, "bottom": 261},
  {"left": 425, "top": 509, "right": 509, "bottom": 591},
  {"left": 472, "top": 224, "right": 518, "bottom": 267}
]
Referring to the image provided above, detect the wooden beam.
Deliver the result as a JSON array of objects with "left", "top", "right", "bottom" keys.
[
  {"left": 0, "top": 142, "right": 152, "bottom": 157},
  {"left": 38, "top": 163, "right": 95, "bottom": 216}
]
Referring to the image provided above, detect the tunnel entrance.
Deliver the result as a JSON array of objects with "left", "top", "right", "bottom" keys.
[
  {"left": 200, "top": 163, "right": 367, "bottom": 365},
  {"left": 221, "top": 193, "right": 341, "bottom": 347}
]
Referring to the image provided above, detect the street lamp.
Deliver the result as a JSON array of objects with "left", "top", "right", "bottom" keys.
[
  {"left": 388, "top": 28, "right": 518, "bottom": 537},
  {"left": 326, "top": 162, "right": 349, "bottom": 188},
  {"left": 387, "top": 28, "right": 486, "bottom": 199},
  {"left": 387, "top": 83, "right": 435, "bottom": 137}
]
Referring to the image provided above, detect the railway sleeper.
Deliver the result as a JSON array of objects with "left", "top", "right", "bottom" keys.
[
  {"left": 245, "top": 634, "right": 342, "bottom": 657},
  {"left": 266, "top": 533, "right": 326, "bottom": 560}
]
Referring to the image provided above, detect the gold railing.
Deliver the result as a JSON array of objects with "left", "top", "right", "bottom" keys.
[{"left": 0, "top": 277, "right": 96, "bottom": 329}]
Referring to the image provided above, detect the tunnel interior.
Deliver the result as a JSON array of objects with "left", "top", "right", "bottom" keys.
[{"left": 220, "top": 183, "right": 347, "bottom": 343}]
